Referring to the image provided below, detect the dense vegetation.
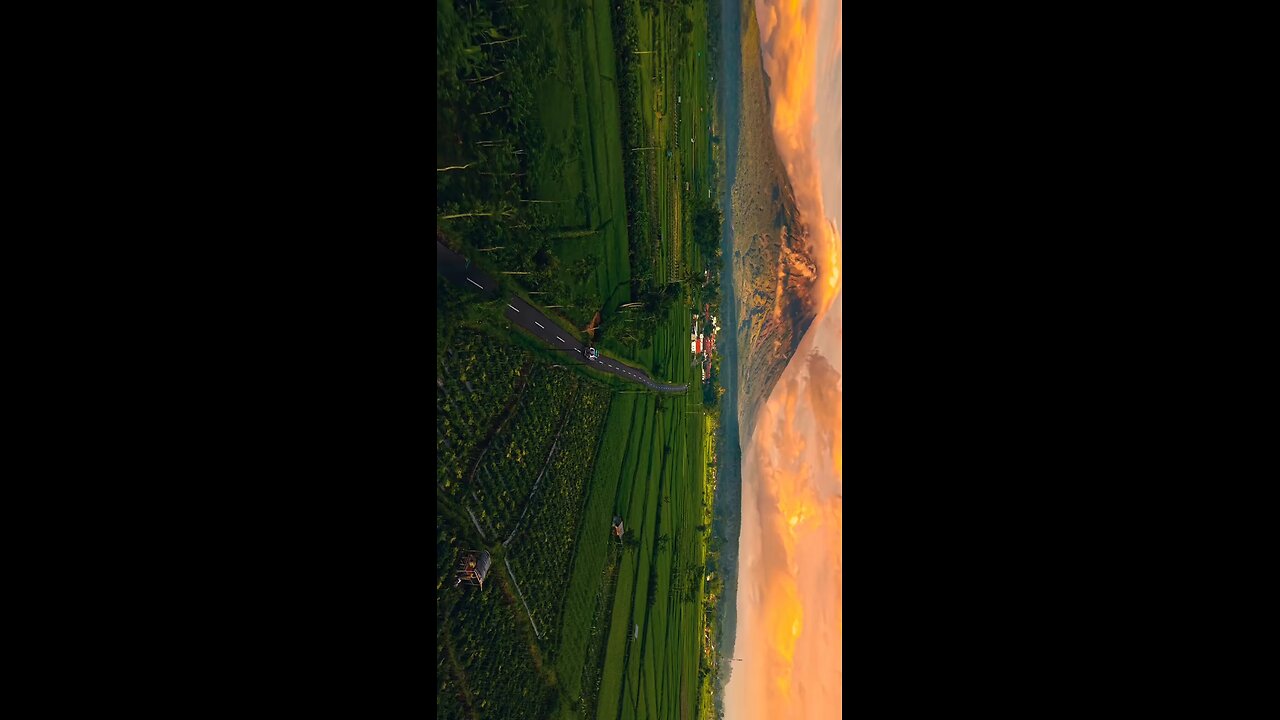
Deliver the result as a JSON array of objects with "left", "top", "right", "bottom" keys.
[
  {"left": 437, "top": 0, "right": 547, "bottom": 235},
  {"left": 437, "top": 326, "right": 531, "bottom": 494},
  {"left": 609, "top": 0, "right": 651, "bottom": 298},
  {"left": 505, "top": 383, "right": 613, "bottom": 659},
  {"left": 438, "top": 1, "right": 724, "bottom": 718},
  {"left": 437, "top": 327, "right": 617, "bottom": 719},
  {"left": 437, "top": 562, "right": 556, "bottom": 720},
  {"left": 691, "top": 193, "right": 722, "bottom": 261},
  {"left": 437, "top": 0, "right": 601, "bottom": 329}
]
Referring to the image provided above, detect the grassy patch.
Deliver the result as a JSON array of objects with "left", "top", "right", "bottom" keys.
[{"left": 438, "top": 0, "right": 720, "bottom": 718}]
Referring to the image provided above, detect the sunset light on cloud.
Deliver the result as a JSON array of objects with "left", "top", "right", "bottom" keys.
[
  {"left": 727, "top": 0, "right": 842, "bottom": 718},
  {"left": 754, "top": 0, "right": 842, "bottom": 315}
]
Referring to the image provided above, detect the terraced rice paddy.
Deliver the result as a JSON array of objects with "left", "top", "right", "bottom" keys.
[{"left": 437, "top": 1, "right": 719, "bottom": 718}]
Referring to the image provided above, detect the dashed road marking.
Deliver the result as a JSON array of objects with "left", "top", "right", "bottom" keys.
[
  {"left": 507, "top": 304, "right": 520, "bottom": 312},
  {"left": 534, "top": 321, "right": 544, "bottom": 329},
  {"left": 467, "top": 278, "right": 483, "bottom": 289},
  {"left": 556, "top": 336, "right": 564, "bottom": 342}
]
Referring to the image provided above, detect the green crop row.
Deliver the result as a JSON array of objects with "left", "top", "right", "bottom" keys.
[
  {"left": 470, "top": 365, "right": 580, "bottom": 540},
  {"left": 505, "top": 383, "right": 613, "bottom": 662},
  {"left": 437, "top": 556, "right": 556, "bottom": 720},
  {"left": 437, "top": 327, "right": 532, "bottom": 492}
]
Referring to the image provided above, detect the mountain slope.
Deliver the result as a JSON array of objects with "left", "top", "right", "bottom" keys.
[{"left": 730, "top": 0, "right": 820, "bottom": 449}]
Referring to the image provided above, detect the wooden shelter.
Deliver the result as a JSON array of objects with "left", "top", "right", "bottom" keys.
[{"left": 455, "top": 550, "right": 491, "bottom": 590}]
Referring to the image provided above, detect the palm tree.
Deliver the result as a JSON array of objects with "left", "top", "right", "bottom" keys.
[
  {"left": 440, "top": 200, "right": 517, "bottom": 221},
  {"left": 437, "top": 162, "right": 477, "bottom": 173},
  {"left": 478, "top": 30, "right": 523, "bottom": 47}
]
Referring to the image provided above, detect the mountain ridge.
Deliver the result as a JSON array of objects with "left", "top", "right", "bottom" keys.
[{"left": 729, "top": 0, "right": 820, "bottom": 450}]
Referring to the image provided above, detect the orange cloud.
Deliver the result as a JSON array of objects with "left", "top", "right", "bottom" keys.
[
  {"left": 727, "top": 2, "right": 842, "bottom": 718},
  {"left": 754, "top": 0, "right": 842, "bottom": 312},
  {"left": 728, "top": 299, "right": 843, "bottom": 720}
]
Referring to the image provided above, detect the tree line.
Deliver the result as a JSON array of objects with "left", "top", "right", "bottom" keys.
[{"left": 609, "top": 1, "right": 652, "bottom": 302}]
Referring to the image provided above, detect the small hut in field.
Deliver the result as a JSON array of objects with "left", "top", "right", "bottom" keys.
[
  {"left": 612, "top": 516, "right": 624, "bottom": 540},
  {"left": 455, "top": 550, "right": 491, "bottom": 590}
]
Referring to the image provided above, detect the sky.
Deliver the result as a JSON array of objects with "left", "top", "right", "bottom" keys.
[{"left": 725, "top": 0, "right": 842, "bottom": 718}]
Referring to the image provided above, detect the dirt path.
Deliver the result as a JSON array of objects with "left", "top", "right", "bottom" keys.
[
  {"left": 672, "top": 163, "right": 683, "bottom": 280},
  {"left": 444, "top": 634, "right": 482, "bottom": 720},
  {"left": 495, "top": 564, "right": 553, "bottom": 683},
  {"left": 502, "top": 393, "right": 577, "bottom": 546},
  {"left": 464, "top": 360, "right": 536, "bottom": 486}
]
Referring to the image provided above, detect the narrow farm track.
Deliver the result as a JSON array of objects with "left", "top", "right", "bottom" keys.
[
  {"left": 464, "top": 360, "right": 536, "bottom": 486},
  {"left": 679, "top": 632, "right": 690, "bottom": 720},
  {"left": 576, "top": 541, "right": 622, "bottom": 717},
  {"left": 502, "top": 556, "right": 545, "bottom": 641},
  {"left": 443, "top": 635, "right": 482, "bottom": 720},
  {"left": 670, "top": 164, "right": 682, "bottom": 281},
  {"left": 503, "top": 398, "right": 576, "bottom": 547}
]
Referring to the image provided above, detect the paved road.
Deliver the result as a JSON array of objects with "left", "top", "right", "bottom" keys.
[
  {"left": 437, "top": 239, "right": 499, "bottom": 292},
  {"left": 437, "top": 240, "right": 688, "bottom": 394}
]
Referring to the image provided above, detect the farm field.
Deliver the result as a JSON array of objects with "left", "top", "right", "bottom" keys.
[
  {"left": 630, "top": 0, "right": 714, "bottom": 289},
  {"left": 436, "top": 315, "right": 711, "bottom": 720},
  {"left": 438, "top": 0, "right": 633, "bottom": 339},
  {"left": 528, "top": 0, "right": 633, "bottom": 328},
  {"left": 436, "top": 324, "right": 619, "bottom": 720},
  {"left": 592, "top": 347, "right": 710, "bottom": 720},
  {"left": 437, "top": 0, "right": 722, "bottom": 718}
]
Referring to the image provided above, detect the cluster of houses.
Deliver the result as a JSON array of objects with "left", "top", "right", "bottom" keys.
[{"left": 690, "top": 303, "right": 719, "bottom": 383}]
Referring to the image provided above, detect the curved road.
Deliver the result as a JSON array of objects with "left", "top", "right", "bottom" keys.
[{"left": 438, "top": 240, "right": 688, "bottom": 394}]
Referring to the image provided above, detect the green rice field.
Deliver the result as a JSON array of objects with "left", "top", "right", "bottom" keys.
[{"left": 437, "top": 1, "right": 721, "bottom": 718}]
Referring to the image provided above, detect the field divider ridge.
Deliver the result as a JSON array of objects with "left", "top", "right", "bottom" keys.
[{"left": 505, "top": 556, "right": 544, "bottom": 640}]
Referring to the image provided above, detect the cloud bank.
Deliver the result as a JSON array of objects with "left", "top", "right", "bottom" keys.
[
  {"left": 726, "top": 0, "right": 842, "bottom": 718},
  {"left": 727, "top": 293, "right": 843, "bottom": 720},
  {"left": 754, "top": 0, "right": 842, "bottom": 313}
]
